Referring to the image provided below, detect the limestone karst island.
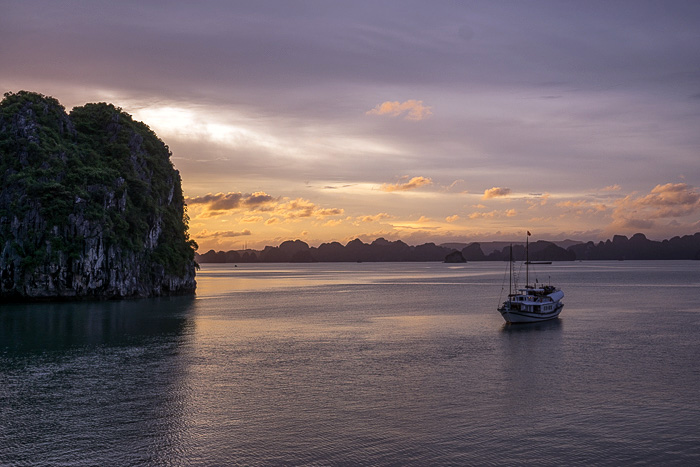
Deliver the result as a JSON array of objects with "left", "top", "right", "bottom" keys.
[{"left": 0, "top": 91, "right": 197, "bottom": 301}]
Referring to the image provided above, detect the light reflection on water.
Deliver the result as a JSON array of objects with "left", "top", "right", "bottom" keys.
[
  {"left": 1, "top": 261, "right": 699, "bottom": 465},
  {"left": 195, "top": 262, "right": 491, "bottom": 296}
]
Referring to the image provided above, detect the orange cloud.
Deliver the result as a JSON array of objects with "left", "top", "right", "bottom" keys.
[
  {"left": 366, "top": 100, "right": 433, "bottom": 121},
  {"left": 555, "top": 199, "right": 609, "bottom": 217},
  {"left": 187, "top": 191, "right": 276, "bottom": 216},
  {"left": 274, "top": 198, "right": 344, "bottom": 219},
  {"left": 556, "top": 200, "right": 589, "bottom": 208},
  {"left": 189, "top": 191, "right": 344, "bottom": 223},
  {"left": 359, "top": 213, "right": 391, "bottom": 223},
  {"left": 194, "top": 229, "right": 252, "bottom": 239},
  {"left": 381, "top": 176, "right": 433, "bottom": 192},
  {"left": 469, "top": 210, "right": 498, "bottom": 219},
  {"left": 469, "top": 209, "right": 516, "bottom": 219},
  {"left": 187, "top": 191, "right": 274, "bottom": 210},
  {"left": 323, "top": 219, "right": 344, "bottom": 227},
  {"left": 526, "top": 193, "right": 551, "bottom": 208},
  {"left": 642, "top": 183, "right": 700, "bottom": 211},
  {"left": 556, "top": 200, "right": 607, "bottom": 212},
  {"left": 445, "top": 214, "right": 460, "bottom": 223},
  {"left": 611, "top": 183, "right": 700, "bottom": 229},
  {"left": 275, "top": 199, "right": 315, "bottom": 218},
  {"left": 482, "top": 187, "right": 511, "bottom": 199},
  {"left": 316, "top": 208, "right": 344, "bottom": 217},
  {"left": 444, "top": 179, "right": 466, "bottom": 192},
  {"left": 197, "top": 210, "right": 229, "bottom": 218}
]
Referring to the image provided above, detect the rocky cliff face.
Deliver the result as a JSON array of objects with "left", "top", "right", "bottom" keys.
[{"left": 0, "top": 91, "right": 196, "bottom": 300}]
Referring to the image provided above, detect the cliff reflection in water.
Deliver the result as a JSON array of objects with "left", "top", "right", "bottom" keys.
[
  {"left": 0, "top": 296, "right": 196, "bottom": 352},
  {"left": 0, "top": 296, "right": 197, "bottom": 466}
]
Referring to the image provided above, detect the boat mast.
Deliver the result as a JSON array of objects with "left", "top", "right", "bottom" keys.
[
  {"left": 526, "top": 231, "right": 530, "bottom": 287},
  {"left": 509, "top": 244, "right": 513, "bottom": 295}
]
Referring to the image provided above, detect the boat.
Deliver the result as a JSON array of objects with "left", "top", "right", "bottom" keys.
[{"left": 498, "top": 232, "right": 564, "bottom": 324}]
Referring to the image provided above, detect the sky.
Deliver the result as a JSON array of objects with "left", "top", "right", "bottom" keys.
[{"left": 2, "top": 0, "right": 700, "bottom": 251}]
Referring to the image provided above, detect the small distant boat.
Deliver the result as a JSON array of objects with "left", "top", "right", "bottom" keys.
[{"left": 498, "top": 233, "right": 564, "bottom": 324}]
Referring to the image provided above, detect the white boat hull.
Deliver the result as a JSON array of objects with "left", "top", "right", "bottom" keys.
[
  {"left": 497, "top": 236, "right": 565, "bottom": 324},
  {"left": 499, "top": 302, "right": 564, "bottom": 323}
]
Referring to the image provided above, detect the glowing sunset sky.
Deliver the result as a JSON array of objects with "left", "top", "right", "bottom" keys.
[{"left": 3, "top": 1, "right": 699, "bottom": 250}]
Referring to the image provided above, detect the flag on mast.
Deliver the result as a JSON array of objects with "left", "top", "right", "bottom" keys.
[{"left": 527, "top": 231, "right": 531, "bottom": 236}]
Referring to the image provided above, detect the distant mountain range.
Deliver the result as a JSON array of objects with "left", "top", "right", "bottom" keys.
[
  {"left": 195, "top": 232, "right": 700, "bottom": 263},
  {"left": 441, "top": 239, "right": 584, "bottom": 255}
]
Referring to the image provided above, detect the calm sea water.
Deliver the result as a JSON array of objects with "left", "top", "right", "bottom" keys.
[{"left": 1, "top": 261, "right": 699, "bottom": 466}]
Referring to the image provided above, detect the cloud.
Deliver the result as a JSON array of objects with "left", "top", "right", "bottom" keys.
[
  {"left": 482, "top": 187, "right": 511, "bottom": 199},
  {"left": 611, "top": 183, "right": 700, "bottom": 229},
  {"left": 642, "top": 183, "right": 700, "bottom": 212},
  {"left": 380, "top": 176, "right": 433, "bottom": 192},
  {"left": 275, "top": 199, "right": 315, "bottom": 219},
  {"left": 555, "top": 199, "right": 609, "bottom": 217},
  {"left": 323, "top": 219, "right": 344, "bottom": 227},
  {"left": 444, "top": 180, "right": 466, "bottom": 192},
  {"left": 615, "top": 218, "right": 655, "bottom": 229},
  {"left": 188, "top": 191, "right": 343, "bottom": 222},
  {"left": 322, "top": 184, "right": 355, "bottom": 190},
  {"left": 273, "top": 198, "right": 344, "bottom": 219},
  {"left": 194, "top": 229, "right": 252, "bottom": 239},
  {"left": 359, "top": 213, "right": 391, "bottom": 223},
  {"left": 245, "top": 192, "right": 277, "bottom": 207},
  {"left": 469, "top": 210, "right": 498, "bottom": 219},
  {"left": 556, "top": 200, "right": 590, "bottom": 208},
  {"left": 623, "top": 183, "right": 699, "bottom": 218},
  {"left": 468, "top": 209, "right": 516, "bottom": 219},
  {"left": 603, "top": 184, "right": 622, "bottom": 191},
  {"left": 526, "top": 193, "right": 551, "bottom": 208},
  {"left": 366, "top": 100, "right": 433, "bottom": 121},
  {"left": 315, "top": 208, "right": 345, "bottom": 217},
  {"left": 187, "top": 191, "right": 275, "bottom": 211},
  {"left": 196, "top": 210, "right": 230, "bottom": 219},
  {"left": 393, "top": 224, "right": 440, "bottom": 232},
  {"left": 445, "top": 214, "right": 460, "bottom": 223}
]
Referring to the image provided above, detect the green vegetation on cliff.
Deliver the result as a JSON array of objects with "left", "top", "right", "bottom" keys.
[{"left": 0, "top": 91, "right": 197, "bottom": 300}]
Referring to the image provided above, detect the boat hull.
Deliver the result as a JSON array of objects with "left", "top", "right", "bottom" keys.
[{"left": 499, "top": 303, "right": 564, "bottom": 324}]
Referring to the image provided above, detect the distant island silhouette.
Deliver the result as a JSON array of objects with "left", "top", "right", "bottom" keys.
[{"left": 195, "top": 232, "right": 700, "bottom": 263}]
